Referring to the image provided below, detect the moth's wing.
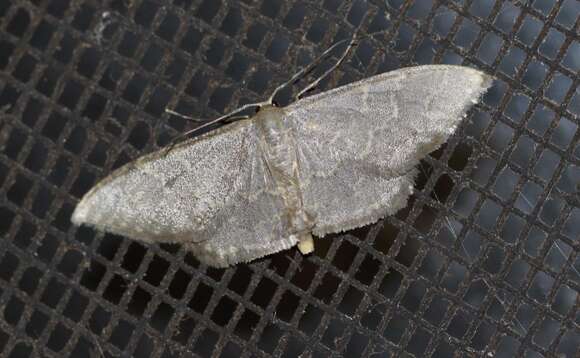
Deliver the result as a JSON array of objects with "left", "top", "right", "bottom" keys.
[
  {"left": 185, "top": 146, "right": 300, "bottom": 267},
  {"left": 284, "top": 65, "right": 493, "bottom": 236},
  {"left": 72, "top": 120, "right": 297, "bottom": 267}
]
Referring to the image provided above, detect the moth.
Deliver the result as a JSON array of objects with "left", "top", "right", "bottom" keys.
[{"left": 72, "top": 61, "right": 492, "bottom": 267}]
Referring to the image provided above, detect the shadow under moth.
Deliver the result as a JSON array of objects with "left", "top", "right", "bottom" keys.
[{"left": 72, "top": 60, "right": 492, "bottom": 267}]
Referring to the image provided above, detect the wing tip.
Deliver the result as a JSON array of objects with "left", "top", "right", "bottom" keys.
[
  {"left": 419, "top": 64, "right": 495, "bottom": 96},
  {"left": 71, "top": 195, "right": 91, "bottom": 226},
  {"left": 472, "top": 68, "right": 495, "bottom": 95},
  {"left": 450, "top": 66, "right": 493, "bottom": 112},
  {"left": 71, "top": 175, "right": 109, "bottom": 227},
  {"left": 71, "top": 205, "right": 86, "bottom": 226}
]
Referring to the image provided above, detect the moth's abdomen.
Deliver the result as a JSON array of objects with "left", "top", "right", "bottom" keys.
[{"left": 254, "top": 106, "right": 313, "bottom": 235}]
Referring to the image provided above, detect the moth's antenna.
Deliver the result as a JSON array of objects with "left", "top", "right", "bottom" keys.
[
  {"left": 268, "top": 12, "right": 372, "bottom": 103},
  {"left": 164, "top": 38, "right": 357, "bottom": 152},
  {"left": 164, "top": 13, "right": 380, "bottom": 152},
  {"left": 266, "top": 38, "right": 355, "bottom": 104},
  {"left": 296, "top": 12, "right": 369, "bottom": 100},
  {"left": 295, "top": 35, "right": 358, "bottom": 100},
  {"left": 165, "top": 109, "right": 205, "bottom": 122}
]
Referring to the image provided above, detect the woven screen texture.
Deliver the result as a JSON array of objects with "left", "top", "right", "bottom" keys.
[{"left": 0, "top": 0, "right": 579, "bottom": 357}]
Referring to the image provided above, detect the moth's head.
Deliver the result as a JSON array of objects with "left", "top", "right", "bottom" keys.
[
  {"left": 256, "top": 102, "right": 278, "bottom": 114},
  {"left": 254, "top": 104, "right": 286, "bottom": 124}
]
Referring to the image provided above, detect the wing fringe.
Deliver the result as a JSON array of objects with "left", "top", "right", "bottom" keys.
[{"left": 186, "top": 236, "right": 299, "bottom": 267}]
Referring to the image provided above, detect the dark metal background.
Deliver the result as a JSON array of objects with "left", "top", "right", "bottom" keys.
[{"left": 1, "top": 0, "right": 579, "bottom": 357}]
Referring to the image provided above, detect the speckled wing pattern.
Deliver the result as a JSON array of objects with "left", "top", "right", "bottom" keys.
[
  {"left": 72, "top": 65, "right": 492, "bottom": 267},
  {"left": 72, "top": 120, "right": 298, "bottom": 267},
  {"left": 284, "top": 65, "right": 492, "bottom": 237}
]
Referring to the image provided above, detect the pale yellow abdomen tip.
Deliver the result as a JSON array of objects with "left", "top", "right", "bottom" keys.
[{"left": 297, "top": 235, "right": 314, "bottom": 255}]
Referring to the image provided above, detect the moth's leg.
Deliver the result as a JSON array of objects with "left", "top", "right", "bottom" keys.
[
  {"left": 165, "top": 109, "right": 205, "bottom": 122},
  {"left": 163, "top": 108, "right": 206, "bottom": 154},
  {"left": 165, "top": 110, "right": 250, "bottom": 154},
  {"left": 297, "top": 233, "right": 314, "bottom": 255},
  {"left": 223, "top": 115, "right": 251, "bottom": 124},
  {"left": 295, "top": 35, "right": 359, "bottom": 100},
  {"left": 164, "top": 102, "right": 266, "bottom": 154},
  {"left": 166, "top": 110, "right": 249, "bottom": 124}
]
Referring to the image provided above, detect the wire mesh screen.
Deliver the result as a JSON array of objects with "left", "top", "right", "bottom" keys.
[{"left": 0, "top": 0, "right": 578, "bottom": 357}]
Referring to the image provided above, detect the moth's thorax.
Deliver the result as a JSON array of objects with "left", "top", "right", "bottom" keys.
[
  {"left": 254, "top": 105, "right": 313, "bottom": 235},
  {"left": 254, "top": 105, "right": 291, "bottom": 170}
]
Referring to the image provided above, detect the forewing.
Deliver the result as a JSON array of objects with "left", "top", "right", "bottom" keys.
[
  {"left": 72, "top": 120, "right": 296, "bottom": 267},
  {"left": 284, "top": 65, "right": 492, "bottom": 236}
]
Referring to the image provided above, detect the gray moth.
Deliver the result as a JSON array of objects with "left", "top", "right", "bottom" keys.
[{"left": 72, "top": 64, "right": 493, "bottom": 267}]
